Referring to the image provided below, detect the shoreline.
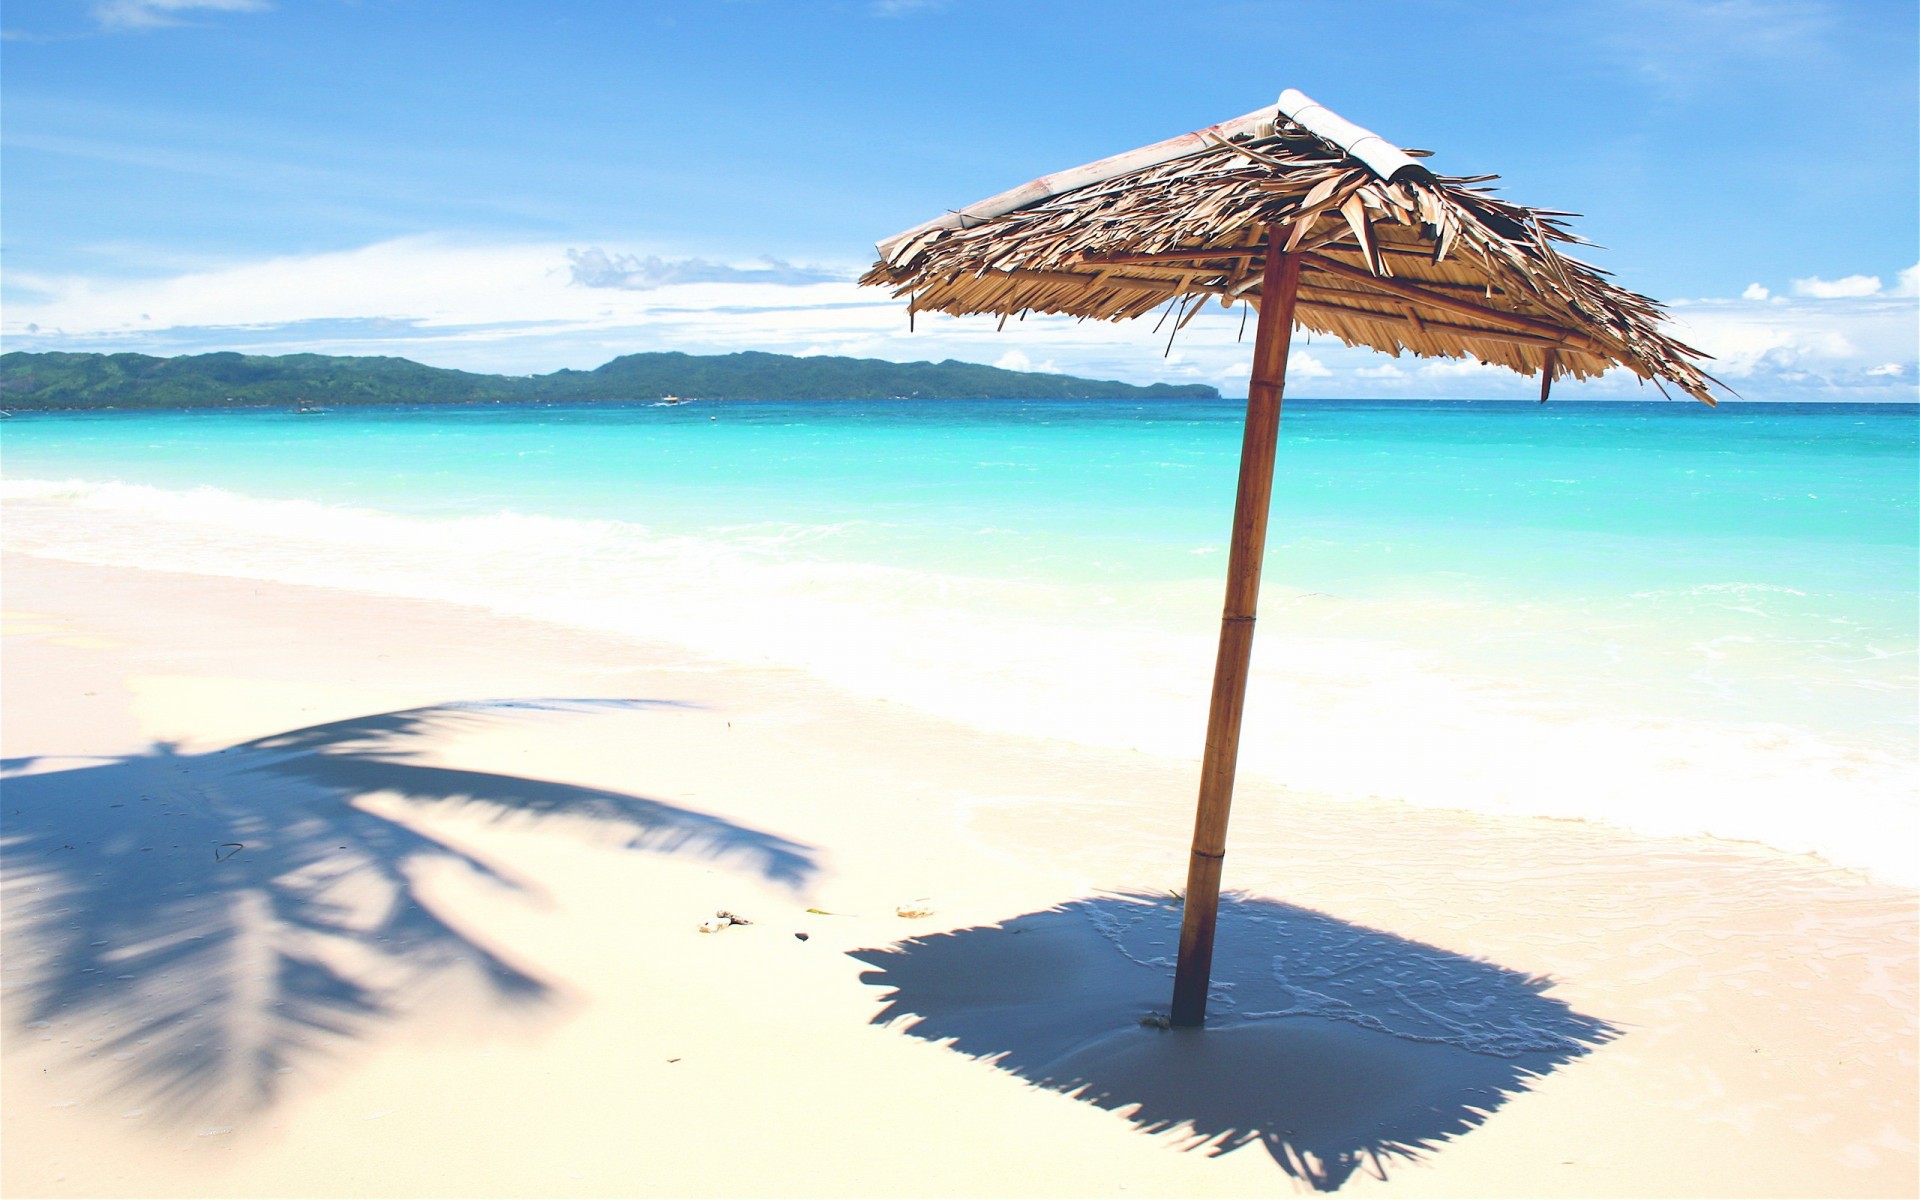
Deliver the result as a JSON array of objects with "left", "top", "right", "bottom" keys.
[
  {"left": 3, "top": 552, "right": 1915, "bottom": 1197},
  {"left": 5, "top": 471, "right": 1915, "bottom": 888}
]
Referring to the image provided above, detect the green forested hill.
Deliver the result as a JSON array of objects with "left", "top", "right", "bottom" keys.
[{"left": 0, "top": 350, "right": 1218, "bottom": 409}]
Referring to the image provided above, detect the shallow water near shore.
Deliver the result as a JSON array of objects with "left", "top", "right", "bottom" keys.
[{"left": 4, "top": 397, "right": 1916, "bottom": 882}]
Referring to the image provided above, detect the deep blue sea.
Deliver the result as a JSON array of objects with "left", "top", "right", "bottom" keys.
[{"left": 5, "top": 398, "right": 1915, "bottom": 882}]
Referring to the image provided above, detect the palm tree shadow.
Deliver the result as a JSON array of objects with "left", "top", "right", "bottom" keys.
[
  {"left": 852, "top": 892, "right": 1617, "bottom": 1192},
  {"left": 2, "top": 698, "right": 817, "bottom": 1123}
]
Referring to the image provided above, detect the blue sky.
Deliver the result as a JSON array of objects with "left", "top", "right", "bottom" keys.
[{"left": 3, "top": 0, "right": 1915, "bottom": 398}]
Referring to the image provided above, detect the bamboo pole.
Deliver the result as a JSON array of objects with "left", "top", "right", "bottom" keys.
[{"left": 1170, "top": 226, "right": 1300, "bottom": 1028}]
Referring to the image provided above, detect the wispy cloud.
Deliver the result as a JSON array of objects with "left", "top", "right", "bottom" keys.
[
  {"left": 1583, "top": 0, "right": 1836, "bottom": 95},
  {"left": 869, "top": 0, "right": 947, "bottom": 15},
  {"left": 566, "top": 248, "right": 847, "bottom": 291},
  {"left": 92, "top": 0, "right": 269, "bottom": 31}
]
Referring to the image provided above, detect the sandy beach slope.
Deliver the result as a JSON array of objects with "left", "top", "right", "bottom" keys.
[{"left": 3, "top": 552, "right": 1915, "bottom": 1198}]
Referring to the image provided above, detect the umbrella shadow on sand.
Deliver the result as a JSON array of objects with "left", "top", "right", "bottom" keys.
[
  {"left": 853, "top": 892, "right": 1617, "bottom": 1192},
  {"left": 2, "top": 698, "right": 817, "bottom": 1123}
]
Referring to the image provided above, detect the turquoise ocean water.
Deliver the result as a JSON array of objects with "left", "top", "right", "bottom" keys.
[{"left": 4, "top": 398, "right": 1915, "bottom": 883}]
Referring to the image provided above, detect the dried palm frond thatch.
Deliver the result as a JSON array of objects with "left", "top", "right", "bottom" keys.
[{"left": 863, "top": 90, "right": 1717, "bottom": 403}]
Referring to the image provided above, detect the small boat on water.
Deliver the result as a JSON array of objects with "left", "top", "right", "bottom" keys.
[{"left": 294, "top": 400, "right": 327, "bottom": 415}]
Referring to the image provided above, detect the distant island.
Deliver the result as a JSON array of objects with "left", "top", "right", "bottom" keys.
[{"left": 0, "top": 350, "right": 1219, "bottom": 410}]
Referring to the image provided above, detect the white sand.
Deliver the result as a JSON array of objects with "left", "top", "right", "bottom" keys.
[{"left": 3, "top": 553, "right": 1915, "bottom": 1198}]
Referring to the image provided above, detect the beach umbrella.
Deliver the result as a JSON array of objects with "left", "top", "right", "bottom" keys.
[{"left": 861, "top": 90, "right": 1718, "bottom": 1027}]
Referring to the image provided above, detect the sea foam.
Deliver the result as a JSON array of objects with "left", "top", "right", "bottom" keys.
[{"left": 4, "top": 477, "right": 1915, "bottom": 885}]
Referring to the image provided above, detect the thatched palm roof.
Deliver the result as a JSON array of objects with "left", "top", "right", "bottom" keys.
[{"left": 863, "top": 91, "right": 1718, "bottom": 403}]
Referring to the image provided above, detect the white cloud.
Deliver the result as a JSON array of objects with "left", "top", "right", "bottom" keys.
[
  {"left": 5, "top": 237, "right": 1914, "bottom": 401},
  {"left": 1583, "top": 0, "right": 1833, "bottom": 98},
  {"left": 1663, "top": 282, "right": 1917, "bottom": 395},
  {"left": 1894, "top": 264, "right": 1920, "bottom": 298},
  {"left": 93, "top": 0, "right": 268, "bottom": 31},
  {"left": 1741, "top": 283, "right": 1770, "bottom": 300},
  {"left": 2, "top": 237, "right": 890, "bottom": 367},
  {"left": 1418, "top": 357, "right": 1508, "bottom": 379},
  {"left": 1288, "top": 352, "right": 1332, "bottom": 379},
  {"left": 0, "top": 237, "right": 1238, "bottom": 387},
  {"left": 1791, "top": 273, "right": 1882, "bottom": 299}
]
